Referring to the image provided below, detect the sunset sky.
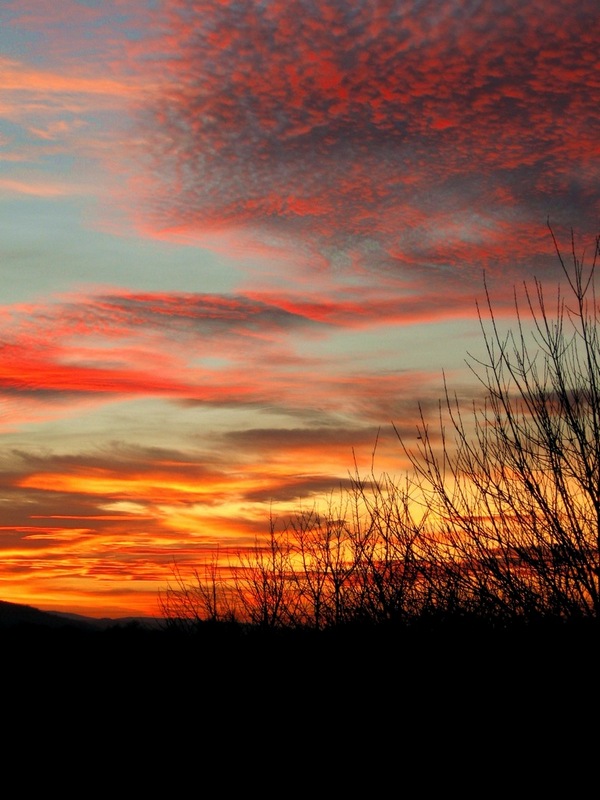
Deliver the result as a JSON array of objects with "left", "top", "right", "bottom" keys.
[{"left": 1, "top": 0, "right": 598, "bottom": 618}]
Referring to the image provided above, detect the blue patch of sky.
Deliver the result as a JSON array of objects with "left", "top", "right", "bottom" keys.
[{"left": 0, "top": 195, "right": 247, "bottom": 303}]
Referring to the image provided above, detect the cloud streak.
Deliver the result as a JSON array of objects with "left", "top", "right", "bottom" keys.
[{"left": 0, "top": 288, "right": 446, "bottom": 433}]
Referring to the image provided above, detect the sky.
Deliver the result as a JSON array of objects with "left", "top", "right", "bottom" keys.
[{"left": 0, "top": 0, "right": 598, "bottom": 618}]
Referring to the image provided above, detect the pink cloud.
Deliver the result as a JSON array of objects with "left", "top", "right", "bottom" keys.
[
  {"left": 0, "top": 177, "right": 77, "bottom": 196},
  {"left": 0, "top": 57, "right": 135, "bottom": 97}
]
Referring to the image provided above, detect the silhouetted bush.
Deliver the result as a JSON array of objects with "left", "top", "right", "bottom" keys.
[{"left": 160, "top": 226, "right": 600, "bottom": 641}]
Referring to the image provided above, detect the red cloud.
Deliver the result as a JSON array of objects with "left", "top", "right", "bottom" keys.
[
  {"left": 124, "top": 0, "right": 599, "bottom": 299},
  {"left": 0, "top": 287, "right": 464, "bottom": 431}
]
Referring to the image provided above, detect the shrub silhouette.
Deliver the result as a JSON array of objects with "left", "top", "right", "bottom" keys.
[{"left": 160, "top": 224, "right": 600, "bottom": 636}]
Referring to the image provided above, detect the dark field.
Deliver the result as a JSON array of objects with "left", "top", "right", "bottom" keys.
[{"left": 3, "top": 599, "right": 597, "bottom": 781}]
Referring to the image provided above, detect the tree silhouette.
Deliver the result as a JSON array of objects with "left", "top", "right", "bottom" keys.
[
  {"left": 397, "top": 223, "right": 600, "bottom": 624},
  {"left": 161, "top": 224, "right": 600, "bottom": 634}
]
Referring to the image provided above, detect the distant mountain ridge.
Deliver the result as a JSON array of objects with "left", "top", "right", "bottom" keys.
[{"left": 0, "top": 599, "right": 163, "bottom": 630}]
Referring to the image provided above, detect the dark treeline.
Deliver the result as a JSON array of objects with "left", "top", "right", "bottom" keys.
[{"left": 160, "top": 226, "right": 600, "bottom": 642}]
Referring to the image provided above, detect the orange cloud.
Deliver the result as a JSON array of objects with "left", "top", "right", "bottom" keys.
[{"left": 0, "top": 57, "right": 135, "bottom": 97}]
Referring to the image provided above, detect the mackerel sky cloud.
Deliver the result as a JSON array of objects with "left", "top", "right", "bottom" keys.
[
  {"left": 139, "top": 0, "right": 600, "bottom": 294},
  {"left": 0, "top": 0, "right": 598, "bottom": 617}
]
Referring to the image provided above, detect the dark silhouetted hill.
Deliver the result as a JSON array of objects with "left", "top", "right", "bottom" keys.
[{"left": 0, "top": 599, "right": 163, "bottom": 631}]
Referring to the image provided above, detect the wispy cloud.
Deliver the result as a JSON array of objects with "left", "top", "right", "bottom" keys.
[
  {"left": 0, "top": 57, "right": 135, "bottom": 97},
  {"left": 0, "top": 177, "right": 78, "bottom": 197},
  {"left": 0, "top": 288, "right": 445, "bottom": 430}
]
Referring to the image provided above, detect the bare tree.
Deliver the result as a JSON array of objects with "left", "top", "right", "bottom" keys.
[
  {"left": 397, "top": 224, "right": 600, "bottom": 624},
  {"left": 288, "top": 489, "right": 368, "bottom": 630},
  {"left": 229, "top": 513, "right": 298, "bottom": 629},
  {"left": 343, "top": 468, "right": 429, "bottom": 625},
  {"left": 158, "top": 550, "right": 238, "bottom": 632}
]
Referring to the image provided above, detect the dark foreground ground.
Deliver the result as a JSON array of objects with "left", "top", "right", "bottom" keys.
[
  {"left": 3, "top": 610, "right": 598, "bottom": 683},
  {"left": 2, "top": 609, "right": 598, "bottom": 786}
]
